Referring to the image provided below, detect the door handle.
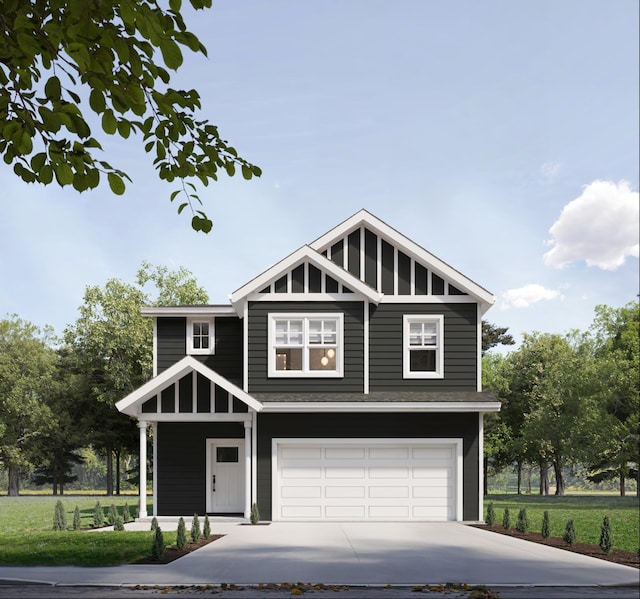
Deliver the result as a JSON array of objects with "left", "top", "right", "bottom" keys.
[{"left": 212, "top": 475, "right": 216, "bottom": 492}]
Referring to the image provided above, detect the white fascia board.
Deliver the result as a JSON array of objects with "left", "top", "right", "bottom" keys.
[
  {"left": 229, "top": 245, "right": 381, "bottom": 312},
  {"left": 309, "top": 209, "right": 496, "bottom": 311},
  {"left": 116, "top": 356, "right": 263, "bottom": 416},
  {"left": 140, "top": 306, "right": 236, "bottom": 317},
  {"left": 260, "top": 401, "right": 501, "bottom": 413}
]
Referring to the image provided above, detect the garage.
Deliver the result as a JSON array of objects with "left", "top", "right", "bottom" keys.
[{"left": 272, "top": 439, "right": 462, "bottom": 521}]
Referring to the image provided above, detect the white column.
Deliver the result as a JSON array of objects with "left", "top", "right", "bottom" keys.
[
  {"left": 138, "top": 420, "right": 148, "bottom": 518},
  {"left": 244, "top": 420, "right": 252, "bottom": 519},
  {"left": 152, "top": 422, "right": 158, "bottom": 517},
  {"left": 478, "top": 412, "right": 485, "bottom": 522}
]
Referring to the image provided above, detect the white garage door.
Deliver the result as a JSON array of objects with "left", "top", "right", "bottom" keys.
[{"left": 273, "top": 439, "right": 461, "bottom": 521}]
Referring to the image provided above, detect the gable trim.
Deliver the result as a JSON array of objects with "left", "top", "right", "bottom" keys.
[{"left": 115, "top": 356, "right": 263, "bottom": 416}]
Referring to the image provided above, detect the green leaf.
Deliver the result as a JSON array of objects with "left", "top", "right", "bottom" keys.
[
  {"left": 108, "top": 172, "right": 126, "bottom": 195},
  {"left": 241, "top": 164, "right": 252, "bottom": 180},
  {"left": 102, "top": 110, "right": 117, "bottom": 135},
  {"left": 160, "top": 40, "right": 183, "bottom": 70},
  {"left": 169, "top": 0, "right": 182, "bottom": 12},
  {"left": 177, "top": 202, "right": 188, "bottom": 214},
  {"left": 44, "top": 76, "right": 61, "bottom": 101},
  {"left": 54, "top": 163, "right": 74, "bottom": 186},
  {"left": 89, "top": 89, "right": 106, "bottom": 113}
]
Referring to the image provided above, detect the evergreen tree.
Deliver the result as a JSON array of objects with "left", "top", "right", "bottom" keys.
[
  {"left": 203, "top": 515, "right": 211, "bottom": 539},
  {"left": 502, "top": 508, "right": 511, "bottom": 530},
  {"left": 73, "top": 505, "right": 81, "bottom": 530},
  {"left": 150, "top": 516, "right": 158, "bottom": 531},
  {"left": 599, "top": 516, "right": 613, "bottom": 554},
  {"left": 93, "top": 501, "right": 104, "bottom": 527},
  {"left": 176, "top": 517, "right": 188, "bottom": 550},
  {"left": 114, "top": 515, "right": 125, "bottom": 531},
  {"left": 541, "top": 510, "right": 550, "bottom": 539},
  {"left": 123, "top": 503, "right": 132, "bottom": 523},
  {"left": 485, "top": 502, "right": 496, "bottom": 526},
  {"left": 190, "top": 514, "right": 201, "bottom": 542},
  {"left": 151, "top": 526, "right": 165, "bottom": 561},
  {"left": 563, "top": 520, "right": 577, "bottom": 546},
  {"left": 108, "top": 504, "right": 118, "bottom": 525},
  {"left": 53, "top": 500, "right": 67, "bottom": 531},
  {"left": 515, "top": 508, "right": 529, "bottom": 534},
  {"left": 251, "top": 502, "right": 260, "bottom": 525}
]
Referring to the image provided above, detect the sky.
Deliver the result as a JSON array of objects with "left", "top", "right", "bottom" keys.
[{"left": 0, "top": 0, "right": 638, "bottom": 350}]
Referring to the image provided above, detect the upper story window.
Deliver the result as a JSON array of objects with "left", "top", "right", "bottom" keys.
[
  {"left": 268, "top": 313, "right": 343, "bottom": 377},
  {"left": 187, "top": 318, "right": 214, "bottom": 355},
  {"left": 403, "top": 315, "right": 444, "bottom": 379}
]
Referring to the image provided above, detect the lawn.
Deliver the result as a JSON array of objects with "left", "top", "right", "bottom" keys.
[
  {"left": 484, "top": 494, "right": 639, "bottom": 554},
  {"left": 0, "top": 495, "right": 154, "bottom": 566}
]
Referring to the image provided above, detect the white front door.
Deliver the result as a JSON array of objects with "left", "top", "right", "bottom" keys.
[{"left": 207, "top": 440, "right": 244, "bottom": 513}]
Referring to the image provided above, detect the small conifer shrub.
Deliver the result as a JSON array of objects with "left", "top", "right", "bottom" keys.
[
  {"left": 53, "top": 500, "right": 67, "bottom": 531},
  {"left": 563, "top": 519, "right": 577, "bottom": 546},
  {"left": 502, "top": 508, "right": 511, "bottom": 530},
  {"left": 93, "top": 501, "right": 104, "bottom": 528},
  {"left": 73, "top": 505, "right": 81, "bottom": 530},
  {"left": 599, "top": 516, "right": 613, "bottom": 554},
  {"left": 123, "top": 503, "right": 132, "bottom": 523},
  {"left": 151, "top": 526, "right": 165, "bottom": 561},
  {"left": 176, "top": 517, "right": 188, "bottom": 550},
  {"left": 114, "top": 515, "right": 125, "bottom": 531},
  {"left": 203, "top": 515, "right": 211, "bottom": 539},
  {"left": 485, "top": 502, "right": 496, "bottom": 526},
  {"left": 541, "top": 510, "right": 550, "bottom": 539},
  {"left": 515, "top": 508, "right": 529, "bottom": 534},
  {"left": 191, "top": 514, "right": 201, "bottom": 542},
  {"left": 150, "top": 516, "right": 158, "bottom": 531},
  {"left": 107, "top": 504, "right": 118, "bottom": 525},
  {"left": 251, "top": 502, "right": 260, "bottom": 525}
]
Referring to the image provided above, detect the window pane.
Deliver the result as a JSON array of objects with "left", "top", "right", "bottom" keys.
[
  {"left": 201, "top": 337, "right": 209, "bottom": 349},
  {"left": 216, "top": 447, "right": 239, "bottom": 463},
  {"left": 193, "top": 323, "right": 201, "bottom": 336},
  {"left": 201, "top": 322, "right": 209, "bottom": 335},
  {"left": 410, "top": 349, "right": 436, "bottom": 372},
  {"left": 309, "top": 347, "right": 337, "bottom": 370},
  {"left": 193, "top": 337, "right": 201, "bottom": 349},
  {"left": 275, "top": 348, "right": 303, "bottom": 370}
]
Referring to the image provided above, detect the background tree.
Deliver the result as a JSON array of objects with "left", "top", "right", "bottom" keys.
[
  {"left": 0, "top": 0, "right": 261, "bottom": 232},
  {"left": 0, "top": 316, "right": 57, "bottom": 495},
  {"left": 482, "top": 321, "right": 516, "bottom": 355}
]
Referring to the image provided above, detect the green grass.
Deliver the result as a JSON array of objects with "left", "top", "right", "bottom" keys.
[
  {"left": 0, "top": 495, "right": 154, "bottom": 566},
  {"left": 484, "top": 494, "right": 640, "bottom": 553}
]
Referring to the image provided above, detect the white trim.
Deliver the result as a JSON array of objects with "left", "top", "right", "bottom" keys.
[
  {"left": 379, "top": 295, "right": 476, "bottom": 304},
  {"left": 186, "top": 317, "right": 215, "bottom": 355},
  {"left": 152, "top": 318, "right": 158, "bottom": 377},
  {"left": 271, "top": 438, "right": 464, "bottom": 521},
  {"left": 152, "top": 422, "right": 158, "bottom": 517},
  {"left": 477, "top": 304, "right": 482, "bottom": 392},
  {"left": 363, "top": 301, "right": 370, "bottom": 394},
  {"left": 146, "top": 413, "right": 252, "bottom": 422},
  {"left": 206, "top": 439, "right": 245, "bottom": 513},
  {"left": 261, "top": 401, "right": 501, "bottom": 413},
  {"left": 479, "top": 412, "right": 484, "bottom": 522},
  {"left": 138, "top": 421, "right": 148, "bottom": 518},
  {"left": 359, "top": 226, "right": 365, "bottom": 282},
  {"left": 243, "top": 302, "right": 249, "bottom": 392},
  {"left": 244, "top": 421, "right": 252, "bottom": 518},
  {"left": 267, "top": 312, "right": 344, "bottom": 378},
  {"left": 141, "top": 305, "right": 235, "bottom": 317},
  {"left": 116, "top": 356, "right": 263, "bottom": 415},
  {"left": 251, "top": 410, "right": 257, "bottom": 508},
  {"left": 248, "top": 292, "right": 368, "bottom": 303},
  {"left": 403, "top": 315, "right": 444, "bottom": 379}
]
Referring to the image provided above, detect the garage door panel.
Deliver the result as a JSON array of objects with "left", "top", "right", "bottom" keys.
[
  {"left": 413, "top": 447, "right": 453, "bottom": 459},
  {"left": 325, "top": 486, "right": 366, "bottom": 498},
  {"left": 325, "top": 467, "right": 365, "bottom": 479},
  {"left": 369, "top": 467, "right": 410, "bottom": 479},
  {"left": 325, "top": 447, "right": 365, "bottom": 459},
  {"left": 281, "top": 447, "right": 322, "bottom": 459},
  {"left": 368, "top": 486, "right": 410, "bottom": 498},
  {"left": 281, "top": 505, "right": 321, "bottom": 518},
  {"left": 281, "top": 486, "right": 322, "bottom": 498},
  {"left": 413, "top": 467, "right": 451, "bottom": 478},
  {"left": 413, "top": 484, "right": 450, "bottom": 499},
  {"left": 369, "top": 447, "right": 410, "bottom": 459},
  {"left": 281, "top": 466, "right": 322, "bottom": 479},
  {"left": 369, "top": 505, "right": 410, "bottom": 519},
  {"left": 325, "top": 505, "right": 366, "bottom": 518}
]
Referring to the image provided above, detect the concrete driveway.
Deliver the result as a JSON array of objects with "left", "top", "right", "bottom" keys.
[{"left": 0, "top": 522, "right": 637, "bottom": 588}]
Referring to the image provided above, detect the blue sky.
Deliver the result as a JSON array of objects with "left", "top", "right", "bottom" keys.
[{"left": 0, "top": 0, "right": 638, "bottom": 349}]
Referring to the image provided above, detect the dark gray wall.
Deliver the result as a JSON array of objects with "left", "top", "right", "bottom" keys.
[
  {"left": 256, "top": 412, "right": 480, "bottom": 521},
  {"left": 156, "top": 422, "right": 244, "bottom": 515},
  {"left": 247, "top": 301, "right": 365, "bottom": 393},
  {"left": 369, "top": 303, "right": 477, "bottom": 391}
]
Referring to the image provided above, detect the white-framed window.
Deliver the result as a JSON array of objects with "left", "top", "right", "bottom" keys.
[
  {"left": 187, "top": 317, "right": 214, "bottom": 355},
  {"left": 403, "top": 315, "right": 444, "bottom": 379},
  {"left": 268, "top": 313, "right": 344, "bottom": 377}
]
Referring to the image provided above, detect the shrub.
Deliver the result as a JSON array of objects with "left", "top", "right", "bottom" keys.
[
  {"left": 251, "top": 502, "right": 260, "bottom": 525},
  {"left": 151, "top": 526, "right": 165, "bottom": 561},
  {"left": 502, "top": 508, "right": 511, "bottom": 530},
  {"left": 53, "top": 500, "right": 67, "bottom": 531},
  {"left": 563, "top": 519, "right": 577, "bottom": 546},
  {"left": 176, "top": 517, "right": 188, "bottom": 550},
  {"left": 191, "top": 514, "right": 201, "bottom": 542},
  {"left": 73, "top": 505, "right": 81, "bottom": 530},
  {"left": 150, "top": 516, "right": 158, "bottom": 531},
  {"left": 203, "top": 515, "right": 211, "bottom": 539},
  {"left": 515, "top": 508, "right": 529, "bottom": 534},
  {"left": 92, "top": 501, "right": 104, "bottom": 528},
  {"left": 107, "top": 504, "right": 118, "bottom": 525},
  {"left": 599, "top": 516, "right": 613, "bottom": 554},
  {"left": 114, "top": 515, "right": 125, "bottom": 531},
  {"left": 123, "top": 503, "right": 132, "bottom": 523},
  {"left": 485, "top": 502, "right": 496, "bottom": 526},
  {"left": 541, "top": 510, "right": 550, "bottom": 539}
]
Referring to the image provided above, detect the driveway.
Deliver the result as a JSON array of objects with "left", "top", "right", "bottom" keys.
[{"left": 0, "top": 522, "right": 637, "bottom": 588}]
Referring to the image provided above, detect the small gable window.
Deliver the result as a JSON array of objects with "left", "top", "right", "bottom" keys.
[
  {"left": 403, "top": 315, "right": 444, "bottom": 379},
  {"left": 268, "top": 313, "right": 343, "bottom": 377},
  {"left": 187, "top": 318, "right": 214, "bottom": 355}
]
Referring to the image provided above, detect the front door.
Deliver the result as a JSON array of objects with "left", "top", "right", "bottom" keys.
[{"left": 207, "top": 440, "right": 244, "bottom": 513}]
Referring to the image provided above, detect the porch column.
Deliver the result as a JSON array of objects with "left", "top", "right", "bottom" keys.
[
  {"left": 244, "top": 420, "right": 252, "bottom": 519},
  {"left": 138, "top": 420, "right": 148, "bottom": 518}
]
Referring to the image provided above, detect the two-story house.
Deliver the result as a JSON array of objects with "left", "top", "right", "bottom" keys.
[{"left": 116, "top": 209, "right": 500, "bottom": 522}]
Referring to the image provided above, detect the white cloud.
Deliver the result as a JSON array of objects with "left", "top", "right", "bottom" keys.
[
  {"left": 499, "top": 284, "right": 563, "bottom": 310},
  {"left": 543, "top": 180, "right": 639, "bottom": 270},
  {"left": 540, "top": 162, "right": 561, "bottom": 179}
]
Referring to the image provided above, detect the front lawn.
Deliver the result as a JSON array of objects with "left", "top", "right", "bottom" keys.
[{"left": 484, "top": 494, "right": 639, "bottom": 554}]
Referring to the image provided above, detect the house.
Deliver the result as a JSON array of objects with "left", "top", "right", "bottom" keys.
[{"left": 116, "top": 209, "right": 500, "bottom": 522}]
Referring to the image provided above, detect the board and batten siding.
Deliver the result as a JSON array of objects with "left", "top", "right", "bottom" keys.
[
  {"left": 247, "top": 301, "right": 365, "bottom": 393},
  {"left": 156, "top": 316, "right": 243, "bottom": 385},
  {"left": 256, "top": 412, "right": 480, "bottom": 521},
  {"left": 156, "top": 422, "right": 244, "bottom": 515},
  {"left": 369, "top": 303, "right": 477, "bottom": 391}
]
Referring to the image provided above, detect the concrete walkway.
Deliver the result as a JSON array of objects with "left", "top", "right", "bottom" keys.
[{"left": 0, "top": 522, "right": 637, "bottom": 588}]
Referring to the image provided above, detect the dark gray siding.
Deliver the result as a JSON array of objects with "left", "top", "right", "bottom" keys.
[
  {"left": 156, "top": 316, "right": 243, "bottom": 385},
  {"left": 156, "top": 422, "right": 244, "bottom": 515},
  {"left": 247, "top": 301, "right": 364, "bottom": 393},
  {"left": 256, "top": 412, "right": 480, "bottom": 521},
  {"left": 369, "top": 303, "right": 477, "bottom": 391}
]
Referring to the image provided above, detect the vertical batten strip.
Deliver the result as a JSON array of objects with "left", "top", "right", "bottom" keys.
[
  {"left": 192, "top": 370, "right": 196, "bottom": 413},
  {"left": 359, "top": 226, "right": 365, "bottom": 282},
  {"left": 393, "top": 246, "right": 398, "bottom": 295},
  {"left": 376, "top": 235, "right": 382, "bottom": 293}
]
